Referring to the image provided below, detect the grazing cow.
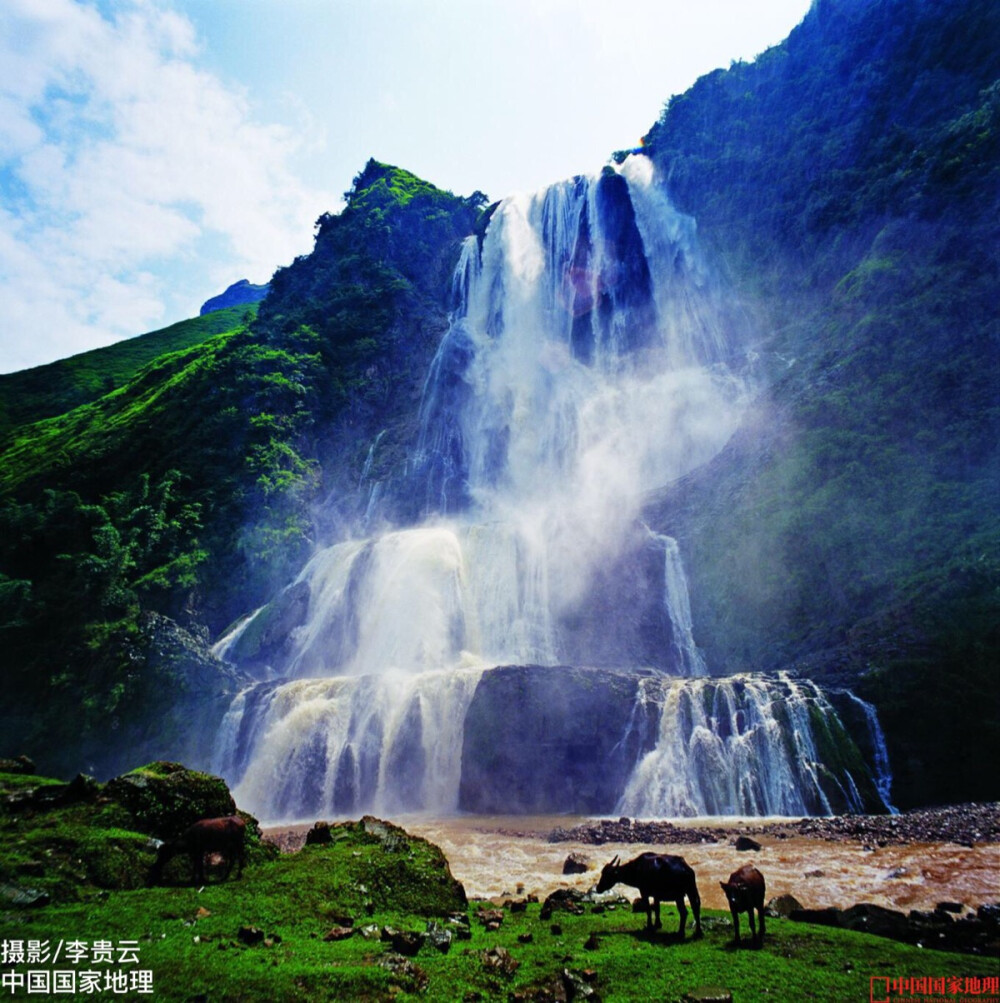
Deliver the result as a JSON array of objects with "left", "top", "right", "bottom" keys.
[
  {"left": 149, "top": 815, "right": 247, "bottom": 886},
  {"left": 720, "top": 864, "right": 766, "bottom": 947},
  {"left": 596, "top": 852, "right": 703, "bottom": 939}
]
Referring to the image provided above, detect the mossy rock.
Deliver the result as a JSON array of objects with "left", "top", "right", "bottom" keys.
[
  {"left": 102, "top": 761, "right": 237, "bottom": 839},
  {"left": 304, "top": 815, "right": 468, "bottom": 918}
]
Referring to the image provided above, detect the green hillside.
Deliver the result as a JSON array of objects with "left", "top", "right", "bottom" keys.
[
  {"left": 0, "top": 305, "right": 256, "bottom": 439},
  {"left": 0, "top": 163, "right": 482, "bottom": 776}
]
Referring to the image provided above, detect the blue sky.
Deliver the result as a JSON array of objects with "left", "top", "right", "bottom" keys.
[{"left": 0, "top": 0, "right": 812, "bottom": 374}]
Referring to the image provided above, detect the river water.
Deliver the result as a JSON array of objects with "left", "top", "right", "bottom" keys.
[{"left": 264, "top": 814, "right": 1000, "bottom": 915}]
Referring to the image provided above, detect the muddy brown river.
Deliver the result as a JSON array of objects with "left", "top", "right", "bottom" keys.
[{"left": 264, "top": 813, "right": 1000, "bottom": 914}]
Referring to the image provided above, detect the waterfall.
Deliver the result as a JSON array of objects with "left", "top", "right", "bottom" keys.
[
  {"left": 212, "top": 155, "right": 890, "bottom": 820},
  {"left": 841, "top": 690, "right": 898, "bottom": 813},
  {"left": 618, "top": 673, "right": 874, "bottom": 817},
  {"left": 216, "top": 668, "right": 483, "bottom": 820}
]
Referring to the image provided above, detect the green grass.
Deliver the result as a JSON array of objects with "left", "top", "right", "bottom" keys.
[
  {"left": 2, "top": 770, "right": 993, "bottom": 1001},
  {"left": 0, "top": 306, "right": 257, "bottom": 439},
  {"left": 5, "top": 870, "right": 994, "bottom": 1002}
]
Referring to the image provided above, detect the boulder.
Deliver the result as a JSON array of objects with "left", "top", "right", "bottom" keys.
[
  {"left": 540, "top": 888, "right": 587, "bottom": 920},
  {"left": 735, "top": 836, "right": 762, "bottom": 852},
  {"left": 459, "top": 665, "right": 658, "bottom": 813},
  {"left": 765, "top": 894, "right": 803, "bottom": 918},
  {"left": 563, "top": 852, "right": 590, "bottom": 875},
  {"left": 305, "top": 821, "right": 333, "bottom": 845},
  {"left": 103, "top": 762, "right": 238, "bottom": 839}
]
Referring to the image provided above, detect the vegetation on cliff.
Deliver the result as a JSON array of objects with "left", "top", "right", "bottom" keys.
[
  {"left": 0, "top": 0, "right": 995, "bottom": 809},
  {"left": 642, "top": 0, "right": 999, "bottom": 806},
  {"left": 0, "top": 163, "right": 482, "bottom": 775}
]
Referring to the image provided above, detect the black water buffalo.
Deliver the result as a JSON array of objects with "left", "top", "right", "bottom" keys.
[
  {"left": 720, "top": 863, "right": 766, "bottom": 947},
  {"left": 596, "top": 852, "right": 703, "bottom": 938},
  {"left": 149, "top": 815, "right": 247, "bottom": 885}
]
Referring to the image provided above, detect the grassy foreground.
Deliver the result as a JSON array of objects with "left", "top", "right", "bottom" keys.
[
  {"left": 1, "top": 767, "right": 995, "bottom": 1000},
  {"left": 4, "top": 836, "right": 996, "bottom": 1002}
]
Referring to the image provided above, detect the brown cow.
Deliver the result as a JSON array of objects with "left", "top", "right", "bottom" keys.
[
  {"left": 720, "top": 863, "right": 766, "bottom": 947},
  {"left": 149, "top": 815, "right": 247, "bottom": 885}
]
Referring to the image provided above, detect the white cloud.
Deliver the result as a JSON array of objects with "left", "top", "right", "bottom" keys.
[{"left": 0, "top": 0, "right": 332, "bottom": 374}]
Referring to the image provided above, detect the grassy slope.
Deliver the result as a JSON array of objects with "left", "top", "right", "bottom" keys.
[
  {"left": 0, "top": 306, "right": 256, "bottom": 439},
  {"left": 12, "top": 890, "right": 995, "bottom": 1002}
]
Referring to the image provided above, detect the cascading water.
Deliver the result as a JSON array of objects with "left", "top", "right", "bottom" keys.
[
  {"left": 213, "top": 155, "right": 893, "bottom": 820},
  {"left": 618, "top": 674, "right": 873, "bottom": 817}
]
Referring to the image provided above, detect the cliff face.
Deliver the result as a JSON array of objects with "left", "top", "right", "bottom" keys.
[{"left": 639, "top": 0, "right": 999, "bottom": 804}]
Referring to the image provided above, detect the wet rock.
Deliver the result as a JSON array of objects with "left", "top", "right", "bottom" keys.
[
  {"left": 765, "top": 894, "right": 803, "bottom": 918},
  {"left": 305, "top": 821, "right": 332, "bottom": 845},
  {"left": 734, "top": 836, "right": 761, "bottom": 852},
  {"left": 563, "top": 853, "right": 590, "bottom": 875},
  {"left": 460, "top": 666, "right": 660, "bottom": 813},
  {"left": 937, "top": 901, "right": 964, "bottom": 913}
]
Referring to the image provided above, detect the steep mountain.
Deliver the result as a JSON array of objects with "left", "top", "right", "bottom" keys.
[
  {"left": 199, "top": 279, "right": 270, "bottom": 316},
  {"left": 641, "top": 0, "right": 999, "bottom": 805},
  {"left": 0, "top": 305, "right": 255, "bottom": 435}
]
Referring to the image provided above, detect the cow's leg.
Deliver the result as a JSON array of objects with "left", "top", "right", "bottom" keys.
[
  {"left": 747, "top": 907, "right": 757, "bottom": 946},
  {"left": 654, "top": 896, "right": 662, "bottom": 929},
  {"left": 731, "top": 907, "right": 741, "bottom": 944},
  {"left": 689, "top": 886, "right": 703, "bottom": 939},
  {"left": 756, "top": 905, "right": 765, "bottom": 945},
  {"left": 675, "top": 898, "right": 687, "bottom": 939}
]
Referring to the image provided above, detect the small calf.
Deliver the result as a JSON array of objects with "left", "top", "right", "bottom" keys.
[
  {"left": 149, "top": 815, "right": 247, "bottom": 886},
  {"left": 720, "top": 863, "right": 766, "bottom": 947}
]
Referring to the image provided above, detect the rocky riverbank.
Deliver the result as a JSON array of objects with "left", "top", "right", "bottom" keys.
[{"left": 547, "top": 802, "right": 1000, "bottom": 848}]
